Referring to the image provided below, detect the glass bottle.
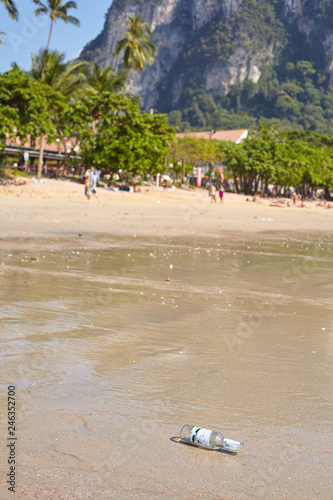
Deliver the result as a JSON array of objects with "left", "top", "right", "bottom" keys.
[{"left": 180, "top": 425, "right": 243, "bottom": 453}]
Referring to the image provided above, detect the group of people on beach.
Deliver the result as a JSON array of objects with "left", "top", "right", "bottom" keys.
[
  {"left": 246, "top": 189, "right": 332, "bottom": 208},
  {"left": 209, "top": 183, "right": 224, "bottom": 203},
  {"left": 81, "top": 169, "right": 332, "bottom": 209}
]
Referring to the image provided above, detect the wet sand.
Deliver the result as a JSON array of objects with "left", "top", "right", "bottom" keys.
[{"left": 0, "top": 181, "right": 332, "bottom": 499}]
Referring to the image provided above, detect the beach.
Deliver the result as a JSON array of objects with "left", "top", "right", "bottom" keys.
[
  {"left": 0, "top": 180, "right": 332, "bottom": 499},
  {"left": 0, "top": 179, "right": 332, "bottom": 246}
]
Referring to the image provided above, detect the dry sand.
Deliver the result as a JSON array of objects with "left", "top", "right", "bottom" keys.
[{"left": 0, "top": 179, "right": 332, "bottom": 248}]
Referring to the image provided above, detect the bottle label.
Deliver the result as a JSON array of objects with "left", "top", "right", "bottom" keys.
[{"left": 190, "top": 427, "right": 212, "bottom": 447}]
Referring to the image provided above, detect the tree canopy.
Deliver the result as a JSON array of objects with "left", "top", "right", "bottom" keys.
[
  {"left": 0, "top": 67, "right": 65, "bottom": 146},
  {"left": 67, "top": 92, "right": 174, "bottom": 174},
  {"left": 171, "top": 126, "right": 333, "bottom": 194},
  {"left": 0, "top": 59, "right": 175, "bottom": 179}
]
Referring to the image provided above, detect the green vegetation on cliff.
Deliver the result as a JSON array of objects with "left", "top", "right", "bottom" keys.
[{"left": 165, "top": 0, "right": 333, "bottom": 133}]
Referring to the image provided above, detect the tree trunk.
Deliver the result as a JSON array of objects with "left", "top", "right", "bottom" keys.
[
  {"left": 233, "top": 174, "right": 239, "bottom": 193},
  {"left": 37, "top": 134, "right": 45, "bottom": 180},
  {"left": 254, "top": 175, "right": 259, "bottom": 193},
  {"left": 61, "top": 138, "right": 69, "bottom": 168},
  {"left": 243, "top": 177, "right": 246, "bottom": 195},
  {"left": 244, "top": 174, "right": 251, "bottom": 195},
  {"left": 46, "top": 20, "right": 53, "bottom": 51}
]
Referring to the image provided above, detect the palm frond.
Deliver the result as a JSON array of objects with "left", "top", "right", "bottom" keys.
[
  {"left": 64, "top": 15, "right": 80, "bottom": 27},
  {"left": 63, "top": 1, "right": 78, "bottom": 9},
  {"left": 86, "top": 62, "right": 127, "bottom": 94},
  {"left": 113, "top": 38, "right": 128, "bottom": 56},
  {"left": 1, "top": 0, "right": 18, "bottom": 20},
  {"left": 32, "top": 0, "right": 47, "bottom": 9},
  {"left": 34, "top": 7, "right": 48, "bottom": 16},
  {"left": 30, "top": 49, "right": 88, "bottom": 106}
]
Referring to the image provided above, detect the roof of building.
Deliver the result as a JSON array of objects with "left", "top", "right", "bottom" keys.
[
  {"left": 4, "top": 133, "right": 79, "bottom": 160},
  {"left": 5, "top": 133, "right": 77, "bottom": 153},
  {"left": 176, "top": 129, "right": 248, "bottom": 144}
]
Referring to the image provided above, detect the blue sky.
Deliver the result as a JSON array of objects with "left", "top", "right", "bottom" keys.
[{"left": 0, "top": 0, "right": 113, "bottom": 72}]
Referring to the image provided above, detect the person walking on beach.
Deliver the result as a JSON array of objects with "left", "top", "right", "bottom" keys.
[
  {"left": 89, "top": 168, "right": 101, "bottom": 203},
  {"left": 84, "top": 171, "right": 91, "bottom": 202},
  {"left": 85, "top": 168, "right": 101, "bottom": 203},
  {"left": 209, "top": 184, "right": 217, "bottom": 203}
]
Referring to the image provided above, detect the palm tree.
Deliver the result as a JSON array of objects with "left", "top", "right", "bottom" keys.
[
  {"left": 0, "top": 0, "right": 18, "bottom": 44},
  {"left": 33, "top": 0, "right": 79, "bottom": 51},
  {"left": 113, "top": 15, "right": 157, "bottom": 73},
  {"left": 1, "top": 0, "right": 18, "bottom": 20},
  {"left": 86, "top": 63, "right": 127, "bottom": 94},
  {"left": 31, "top": 49, "right": 86, "bottom": 100},
  {"left": 30, "top": 49, "right": 86, "bottom": 178}
]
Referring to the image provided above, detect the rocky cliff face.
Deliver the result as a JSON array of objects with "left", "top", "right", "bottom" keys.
[{"left": 80, "top": 0, "right": 333, "bottom": 111}]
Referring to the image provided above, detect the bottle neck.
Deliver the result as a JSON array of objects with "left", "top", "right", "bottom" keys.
[{"left": 221, "top": 437, "right": 243, "bottom": 453}]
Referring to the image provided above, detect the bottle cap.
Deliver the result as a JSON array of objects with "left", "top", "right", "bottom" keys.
[{"left": 222, "top": 438, "right": 243, "bottom": 453}]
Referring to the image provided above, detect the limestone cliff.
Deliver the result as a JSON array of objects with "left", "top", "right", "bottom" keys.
[{"left": 80, "top": 0, "right": 333, "bottom": 112}]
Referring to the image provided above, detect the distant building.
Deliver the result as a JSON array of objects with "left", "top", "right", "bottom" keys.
[
  {"left": 2, "top": 134, "right": 79, "bottom": 165},
  {"left": 175, "top": 129, "right": 248, "bottom": 187},
  {"left": 176, "top": 129, "right": 248, "bottom": 144}
]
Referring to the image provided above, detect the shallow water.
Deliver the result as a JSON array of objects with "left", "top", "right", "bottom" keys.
[{"left": 0, "top": 234, "right": 332, "bottom": 498}]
